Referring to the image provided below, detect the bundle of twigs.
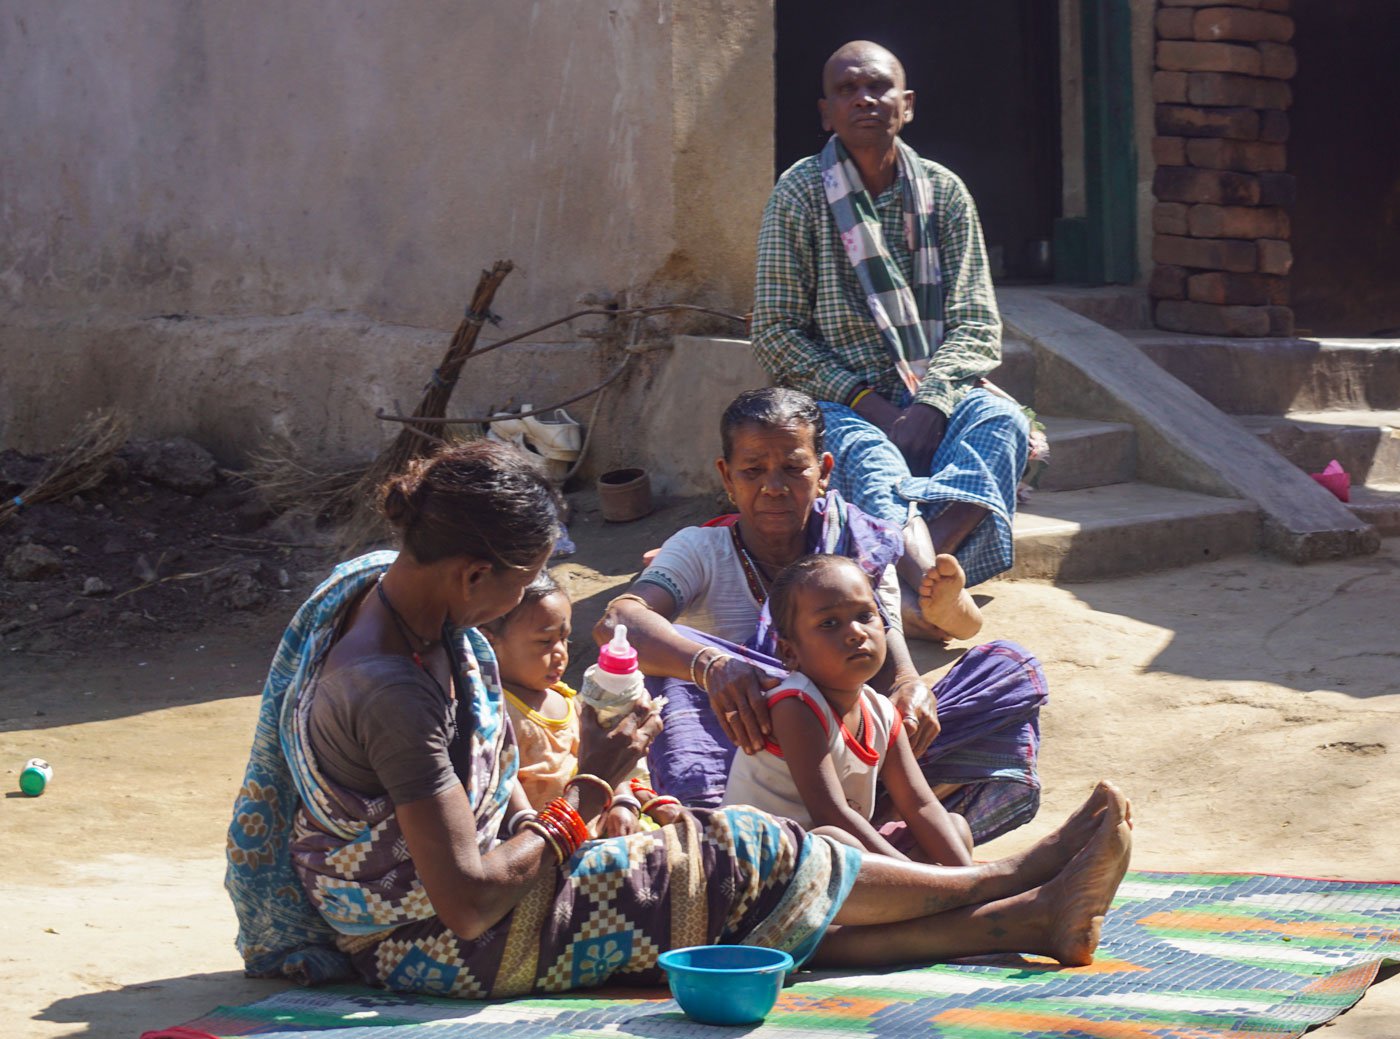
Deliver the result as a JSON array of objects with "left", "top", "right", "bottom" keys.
[
  {"left": 361, "top": 260, "right": 514, "bottom": 488},
  {"left": 239, "top": 440, "right": 364, "bottom": 514},
  {"left": 0, "top": 410, "right": 130, "bottom": 528},
  {"left": 329, "top": 260, "right": 515, "bottom": 547},
  {"left": 244, "top": 258, "right": 746, "bottom": 550}
]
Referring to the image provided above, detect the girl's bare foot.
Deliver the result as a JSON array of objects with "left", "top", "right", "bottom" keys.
[
  {"left": 1041, "top": 816, "right": 1133, "bottom": 966},
  {"left": 912, "top": 554, "right": 982, "bottom": 641}
]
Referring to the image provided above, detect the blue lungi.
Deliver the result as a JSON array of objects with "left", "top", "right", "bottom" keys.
[{"left": 819, "top": 388, "right": 1029, "bottom": 587}]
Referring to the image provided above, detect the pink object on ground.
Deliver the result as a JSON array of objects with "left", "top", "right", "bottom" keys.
[{"left": 1309, "top": 459, "right": 1351, "bottom": 502}]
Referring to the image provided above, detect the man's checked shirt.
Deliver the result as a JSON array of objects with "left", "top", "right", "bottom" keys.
[{"left": 752, "top": 151, "right": 1001, "bottom": 417}]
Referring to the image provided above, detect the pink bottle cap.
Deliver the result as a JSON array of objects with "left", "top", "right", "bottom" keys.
[{"left": 599, "top": 625, "right": 638, "bottom": 674}]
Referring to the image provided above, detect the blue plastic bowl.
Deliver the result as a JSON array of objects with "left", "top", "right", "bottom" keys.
[{"left": 657, "top": 944, "right": 794, "bottom": 1025}]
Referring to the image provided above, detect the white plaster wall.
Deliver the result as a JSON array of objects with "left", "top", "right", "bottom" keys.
[
  {"left": 0, "top": 1, "right": 775, "bottom": 465},
  {"left": 0, "top": 1, "right": 689, "bottom": 325}
]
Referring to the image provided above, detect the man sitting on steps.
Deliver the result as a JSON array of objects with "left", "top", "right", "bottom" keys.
[{"left": 752, "top": 39, "right": 1029, "bottom": 641}]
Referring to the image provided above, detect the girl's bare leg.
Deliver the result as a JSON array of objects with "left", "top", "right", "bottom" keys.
[
  {"left": 816, "top": 816, "right": 1132, "bottom": 968},
  {"left": 831, "top": 782, "right": 1126, "bottom": 927}
]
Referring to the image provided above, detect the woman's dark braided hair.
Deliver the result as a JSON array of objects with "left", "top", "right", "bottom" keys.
[{"left": 380, "top": 439, "right": 561, "bottom": 568}]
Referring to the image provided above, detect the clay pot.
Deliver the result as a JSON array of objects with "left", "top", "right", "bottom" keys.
[{"left": 597, "top": 467, "right": 653, "bottom": 523}]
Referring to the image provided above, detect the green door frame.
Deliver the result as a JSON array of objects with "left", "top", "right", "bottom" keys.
[{"left": 1056, "top": 0, "right": 1138, "bottom": 284}]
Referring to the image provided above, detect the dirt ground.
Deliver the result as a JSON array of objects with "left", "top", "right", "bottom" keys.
[
  {"left": 0, "top": 438, "right": 332, "bottom": 657},
  {"left": 1, "top": 489, "right": 1397, "bottom": 1039}
]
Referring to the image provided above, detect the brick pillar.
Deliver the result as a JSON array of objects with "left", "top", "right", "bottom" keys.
[{"left": 1150, "top": 0, "right": 1296, "bottom": 337}]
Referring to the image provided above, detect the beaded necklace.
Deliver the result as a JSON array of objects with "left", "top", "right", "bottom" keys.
[
  {"left": 729, "top": 524, "right": 781, "bottom": 605},
  {"left": 376, "top": 576, "right": 450, "bottom": 699}
]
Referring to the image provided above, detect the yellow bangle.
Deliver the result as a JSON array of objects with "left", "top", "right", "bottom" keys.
[
  {"left": 850, "top": 387, "right": 874, "bottom": 409},
  {"left": 565, "top": 773, "right": 614, "bottom": 811},
  {"left": 520, "top": 819, "right": 565, "bottom": 864}
]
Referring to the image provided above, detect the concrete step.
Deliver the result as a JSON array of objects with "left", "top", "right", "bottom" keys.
[
  {"left": 1349, "top": 483, "right": 1400, "bottom": 537},
  {"left": 1236, "top": 410, "right": 1400, "bottom": 485},
  {"left": 1040, "top": 286, "right": 1152, "bottom": 331},
  {"left": 988, "top": 335, "right": 1036, "bottom": 405},
  {"left": 1035, "top": 416, "right": 1137, "bottom": 491},
  {"left": 1127, "top": 331, "right": 1400, "bottom": 415},
  {"left": 1009, "top": 482, "right": 1259, "bottom": 582}
]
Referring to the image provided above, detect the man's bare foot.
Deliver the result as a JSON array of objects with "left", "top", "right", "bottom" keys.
[
  {"left": 1041, "top": 816, "right": 1133, "bottom": 966},
  {"left": 996, "top": 781, "right": 1125, "bottom": 891},
  {"left": 909, "top": 554, "right": 982, "bottom": 642}
]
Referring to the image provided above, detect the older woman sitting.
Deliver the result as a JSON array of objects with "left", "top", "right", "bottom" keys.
[
  {"left": 600, "top": 388, "right": 1046, "bottom": 844},
  {"left": 225, "top": 438, "right": 1131, "bottom": 998}
]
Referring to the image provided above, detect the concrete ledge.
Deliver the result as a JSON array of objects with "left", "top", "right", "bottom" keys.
[
  {"left": 1011, "top": 483, "right": 1259, "bottom": 582},
  {"left": 999, "top": 288, "right": 1380, "bottom": 564},
  {"left": 1126, "top": 330, "right": 1400, "bottom": 414},
  {"left": 1037, "top": 416, "right": 1137, "bottom": 491},
  {"left": 1041, "top": 286, "right": 1153, "bottom": 331},
  {"left": 633, "top": 335, "right": 768, "bottom": 497},
  {"left": 0, "top": 309, "right": 608, "bottom": 467},
  {"left": 1350, "top": 484, "right": 1400, "bottom": 538},
  {"left": 989, "top": 336, "right": 1037, "bottom": 405},
  {"left": 1237, "top": 410, "right": 1400, "bottom": 484}
]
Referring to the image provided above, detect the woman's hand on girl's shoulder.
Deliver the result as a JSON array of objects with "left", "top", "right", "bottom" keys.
[
  {"left": 706, "top": 657, "right": 781, "bottom": 755},
  {"left": 887, "top": 675, "right": 940, "bottom": 757}
]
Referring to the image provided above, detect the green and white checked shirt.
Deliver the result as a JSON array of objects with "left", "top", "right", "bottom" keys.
[{"left": 752, "top": 151, "right": 1001, "bottom": 416}]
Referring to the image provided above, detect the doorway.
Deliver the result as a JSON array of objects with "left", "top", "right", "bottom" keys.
[
  {"left": 774, "top": 0, "right": 1061, "bottom": 282},
  {"left": 1289, "top": 0, "right": 1400, "bottom": 336}
]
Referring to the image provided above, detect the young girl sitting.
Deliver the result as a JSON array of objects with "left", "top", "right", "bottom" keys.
[
  {"left": 722, "top": 554, "right": 975, "bottom": 865},
  {"left": 484, "top": 573, "right": 666, "bottom": 836}
]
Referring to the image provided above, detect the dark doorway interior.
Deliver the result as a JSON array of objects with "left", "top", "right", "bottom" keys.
[
  {"left": 1290, "top": 0, "right": 1400, "bottom": 336},
  {"left": 775, "top": 1, "right": 1061, "bottom": 282}
]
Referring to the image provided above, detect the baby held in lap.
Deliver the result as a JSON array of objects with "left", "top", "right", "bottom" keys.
[
  {"left": 483, "top": 572, "right": 666, "bottom": 836},
  {"left": 722, "top": 555, "right": 975, "bottom": 865}
]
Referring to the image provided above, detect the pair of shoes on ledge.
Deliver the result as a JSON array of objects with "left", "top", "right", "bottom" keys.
[{"left": 486, "top": 404, "right": 583, "bottom": 463}]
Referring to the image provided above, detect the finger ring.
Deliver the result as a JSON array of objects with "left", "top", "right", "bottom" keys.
[{"left": 725, "top": 710, "right": 738, "bottom": 721}]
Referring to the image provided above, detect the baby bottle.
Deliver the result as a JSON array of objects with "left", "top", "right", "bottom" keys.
[{"left": 579, "top": 625, "right": 650, "bottom": 729}]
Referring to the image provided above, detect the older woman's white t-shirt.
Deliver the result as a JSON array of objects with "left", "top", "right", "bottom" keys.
[{"left": 634, "top": 526, "right": 902, "bottom": 645}]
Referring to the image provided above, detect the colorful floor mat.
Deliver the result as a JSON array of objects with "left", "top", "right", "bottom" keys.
[{"left": 146, "top": 871, "right": 1400, "bottom": 1039}]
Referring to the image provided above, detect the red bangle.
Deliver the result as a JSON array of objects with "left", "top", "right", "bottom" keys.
[
  {"left": 630, "top": 777, "right": 659, "bottom": 801},
  {"left": 641, "top": 795, "right": 681, "bottom": 816},
  {"left": 541, "top": 797, "right": 590, "bottom": 850},
  {"left": 536, "top": 811, "right": 577, "bottom": 860}
]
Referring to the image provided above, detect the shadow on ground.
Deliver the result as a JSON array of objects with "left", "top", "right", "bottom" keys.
[{"left": 34, "top": 971, "right": 288, "bottom": 1039}]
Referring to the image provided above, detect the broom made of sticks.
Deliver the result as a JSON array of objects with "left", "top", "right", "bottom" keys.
[
  {"left": 333, "top": 260, "right": 514, "bottom": 545},
  {"left": 0, "top": 410, "right": 130, "bottom": 528}
]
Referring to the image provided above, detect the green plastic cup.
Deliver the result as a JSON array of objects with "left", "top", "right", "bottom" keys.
[{"left": 19, "top": 758, "right": 52, "bottom": 797}]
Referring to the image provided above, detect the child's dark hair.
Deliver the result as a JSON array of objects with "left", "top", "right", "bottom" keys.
[
  {"left": 767, "top": 554, "right": 866, "bottom": 639},
  {"left": 720, "top": 386, "right": 825, "bottom": 460},
  {"left": 480, "top": 570, "right": 564, "bottom": 636}
]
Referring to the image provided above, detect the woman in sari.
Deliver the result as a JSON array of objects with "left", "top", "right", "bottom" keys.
[
  {"left": 601, "top": 388, "right": 1046, "bottom": 843},
  {"left": 225, "top": 438, "right": 1131, "bottom": 999}
]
